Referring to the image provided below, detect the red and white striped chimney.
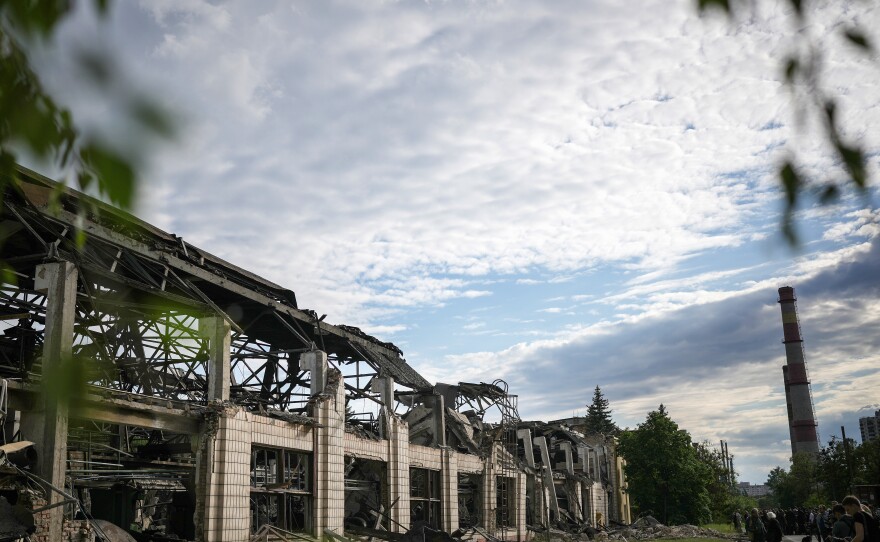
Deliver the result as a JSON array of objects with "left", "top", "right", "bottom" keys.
[{"left": 778, "top": 286, "right": 820, "bottom": 456}]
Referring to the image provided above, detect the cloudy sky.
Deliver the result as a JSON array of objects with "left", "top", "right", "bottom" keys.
[{"left": 29, "top": 0, "right": 880, "bottom": 484}]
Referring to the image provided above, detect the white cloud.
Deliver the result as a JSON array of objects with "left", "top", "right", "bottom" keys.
[{"left": 32, "top": 0, "right": 880, "bottom": 484}]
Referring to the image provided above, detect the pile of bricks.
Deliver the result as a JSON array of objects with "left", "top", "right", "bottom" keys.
[
  {"left": 20, "top": 492, "right": 50, "bottom": 542},
  {"left": 62, "top": 519, "right": 94, "bottom": 542}
]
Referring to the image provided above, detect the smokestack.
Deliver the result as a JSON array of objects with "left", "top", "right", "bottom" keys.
[{"left": 778, "top": 286, "right": 820, "bottom": 456}]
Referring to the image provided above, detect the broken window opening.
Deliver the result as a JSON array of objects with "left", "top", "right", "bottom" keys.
[
  {"left": 409, "top": 467, "right": 441, "bottom": 530},
  {"left": 250, "top": 446, "right": 312, "bottom": 534},
  {"left": 457, "top": 473, "right": 481, "bottom": 529},
  {"left": 555, "top": 481, "right": 570, "bottom": 522},
  {"left": 66, "top": 422, "right": 194, "bottom": 540},
  {"left": 496, "top": 476, "right": 516, "bottom": 528},
  {"left": 345, "top": 394, "right": 382, "bottom": 440},
  {"left": 343, "top": 457, "right": 388, "bottom": 532}
]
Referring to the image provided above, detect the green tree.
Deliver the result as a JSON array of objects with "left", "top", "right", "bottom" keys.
[
  {"left": 766, "top": 464, "right": 796, "bottom": 507},
  {"left": 585, "top": 385, "right": 618, "bottom": 437},
  {"left": 694, "top": 440, "right": 738, "bottom": 523},
  {"left": 765, "top": 453, "right": 821, "bottom": 508},
  {"left": 817, "top": 436, "right": 855, "bottom": 502},
  {"left": 618, "top": 405, "right": 712, "bottom": 525},
  {"left": 788, "top": 452, "right": 821, "bottom": 506},
  {"left": 854, "top": 437, "right": 880, "bottom": 487}
]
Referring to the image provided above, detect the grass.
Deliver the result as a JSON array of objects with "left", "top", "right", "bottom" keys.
[{"left": 665, "top": 538, "right": 730, "bottom": 542}]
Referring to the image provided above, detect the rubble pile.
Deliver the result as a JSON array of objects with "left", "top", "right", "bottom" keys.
[
  {"left": 599, "top": 516, "right": 731, "bottom": 542},
  {"left": 521, "top": 517, "right": 733, "bottom": 542},
  {"left": 605, "top": 524, "right": 728, "bottom": 540}
]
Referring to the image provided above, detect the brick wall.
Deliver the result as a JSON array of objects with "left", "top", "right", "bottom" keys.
[{"left": 204, "top": 408, "right": 252, "bottom": 542}]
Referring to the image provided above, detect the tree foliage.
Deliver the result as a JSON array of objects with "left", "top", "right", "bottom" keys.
[
  {"left": 815, "top": 436, "right": 880, "bottom": 503},
  {"left": 618, "top": 405, "right": 712, "bottom": 525},
  {"left": 698, "top": 0, "right": 876, "bottom": 245},
  {"left": 585, "top": 385, "right": 618, "bottom": 437},
  {"left": 693, "top": 440, "right": 739, "bottom": 521},
  {"left": 817, "top": 437, "right": 855, "bottom": 503},
  {"left": 0, "top": 0, "right": 172, "bottom": 211},
  {"left": 766, "top": 452, "right": 820, "bottom": 507},
  {"left": 766, "top": 436, "right": 880, "bottom": 507}
]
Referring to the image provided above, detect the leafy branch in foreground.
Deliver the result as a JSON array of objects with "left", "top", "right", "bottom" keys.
[
  {"left": 698, "top": 0, "right": 875, "bottom": 245},
  {"left": 0, "top": 0, "right": 173, "bottom": 214}
]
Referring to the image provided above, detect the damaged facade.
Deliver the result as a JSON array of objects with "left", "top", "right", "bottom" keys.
[{"left": 0, "top": 166, "right": 630, "bottom": 542}]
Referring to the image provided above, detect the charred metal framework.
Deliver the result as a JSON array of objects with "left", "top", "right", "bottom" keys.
[
  {"left": 0, "top": 166, "right": 630, "bottom": 542},
  {"left": 0, "top": 167, "right": 427, "bottom": 412}
]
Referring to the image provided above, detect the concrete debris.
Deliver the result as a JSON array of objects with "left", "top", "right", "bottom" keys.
[
  {"left": 0, "top": 495, "right": 34, "bottom": 541},
  {"left": 518, "top": 518, "right": 731, "bottom": 542},
  {"left": 605, "top": 520, "right": 731, "bottom": 542},
  {"left": 400, "top": 522, "right": 457, "bottom": 542},
  {"left": 92, "top": 519, "right": 137, "bottom": 542}
]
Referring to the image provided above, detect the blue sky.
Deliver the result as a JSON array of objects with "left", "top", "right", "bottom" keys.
[{"left": 27, "top": 0, "right": 880, "bottom": 484}]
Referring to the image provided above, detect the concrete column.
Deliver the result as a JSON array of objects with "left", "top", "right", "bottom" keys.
[
  {"left": 386, "top": 415, "right": 410, "bottom": 532},
  {"left": 577, "top": 445, "right": 589, "bottom": 474},
  {"left": 560, "top": 442, "right": 574, "bottom": 475},
  {"left": 431, "top": 394, "right": 446, "bottom": 447},
  {"left": 301, "top": 350, "right": 328, "bottom": 395},
  {"left": 482, "top": 446, "right": 496, "bottom": 531},
  {"left": 373, "top": 375, "right": 394, "bottom": 410},
  {"left": 583, "top": 484, "right": 592, "bottom": 524},
  {"left": 371, "top": 376, "right": 394, "bottom": 439},
  {"left": 516, "top": 429, "right": 535, "bottom": 468},
  {"left": 573, "top": 483, "right": 584, "bottom": 522},
  {"left": 533, "top": 437, "right": 559, "bottom": 519},
  {"left": 199, "top": 316, "right": 231, "bottom": 402},
  {"left": 516, "top": 472, "right": 527, "bottom": 542},
  {"left": 441, "top": 448, "right": 458, "bottom": 533},
  {"left": 31, "top": 261, "right": 77, "bottom": 541},
  {"left": 313, "top": 366, "right": 344, "bottom": 537}
]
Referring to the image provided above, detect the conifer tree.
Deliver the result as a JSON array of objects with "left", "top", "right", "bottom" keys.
[{"left": 585, "top": 385, "right": 618, "bottom": 436}]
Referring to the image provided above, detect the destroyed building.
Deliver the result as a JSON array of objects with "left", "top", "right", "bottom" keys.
[{"left": 0, "top": 166, "right": 630, "bottom": 541}]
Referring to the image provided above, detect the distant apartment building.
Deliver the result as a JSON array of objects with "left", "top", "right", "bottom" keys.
[
  {"left": 860, "top": 410, "right": 880, "bottom": 443},
  {"left": 739, "top": 482, "right": 772, "bottom": 497}
]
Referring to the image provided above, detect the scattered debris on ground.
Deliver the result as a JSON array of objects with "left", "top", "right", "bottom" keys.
[{"left": 516, "top": 516, "right": 735, "bottom": 542}]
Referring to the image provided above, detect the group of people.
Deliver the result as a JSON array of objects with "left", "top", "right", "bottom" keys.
[{"left": 733, "top": 496, "right": 879, "bottom": 542}]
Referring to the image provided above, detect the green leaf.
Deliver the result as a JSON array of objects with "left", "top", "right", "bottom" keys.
[
  {"left": 834, "top": 142, "right": 867, "bottom": 189},
  {"left": 74, "top": 227, "right": 87, "bottom": 250},
  {"left": 844, "top": 29, "right": 873, "bottom": 53},
  {"left": 782, "top": 211, "right": 798, "bottom": 246},
  {"left": 76, "top": 50, "right": 113, "bottom": 86},
  {"left": 783, "top": 57, "right": 799, "bottom": 84},
  {"left": 48, "top": 183, "right": 64, "bottom": 214},
  {"left": 0, "top": 151, "right": 15, "bottom": 184},
  {"left": 780, "top": 161, "right": 800, "bottom": 206},
  {"left": 77, "top": 170, "right": 94, "bottom": 192},
  {"left": 131, "top": 98, "right": 176, "bottom": 138},
  {"left": 818, "top": 184, "right": 839, "bottom": 205},
  {"left": 0, "top": 264, "right": 17, "bottom": 287},
  {"left": 4, "top": 0, "right": 72, "bottom": 38},
  {"left": 696, "top": 0, "right": 731, "bottom": 14},
  {"left": 80, "top": 144, "right": 136, "bottom": 209},
  {"left": 93, "top": 0, "right": 110, "bottom": 16}
]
